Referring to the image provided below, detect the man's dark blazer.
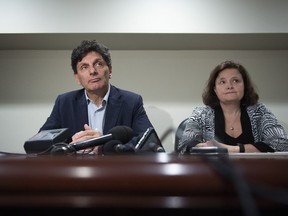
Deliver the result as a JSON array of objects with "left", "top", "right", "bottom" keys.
[{"left": 39, "top": 85, "right": 153, "bottom": 146}]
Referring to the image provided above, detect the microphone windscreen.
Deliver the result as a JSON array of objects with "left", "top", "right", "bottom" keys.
[
  {"left": 108, "top": 126, "right": 133, "bottom": 143},
  {"left": 101, "top": 140, "right": 123, "bottom": 155},
  {"left": 148, "top": 142, "right": 165, "bottom": 153}
]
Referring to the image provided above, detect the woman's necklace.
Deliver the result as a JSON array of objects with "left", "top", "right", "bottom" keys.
[{"left": 227, "top": 110, "right": 241, "bottom": 131}]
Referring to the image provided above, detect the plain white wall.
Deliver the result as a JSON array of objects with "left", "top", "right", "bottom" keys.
[{"left": 1, "top": 0, "right": 288, "bottom": 33}]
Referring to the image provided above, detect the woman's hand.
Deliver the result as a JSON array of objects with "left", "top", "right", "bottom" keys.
[
  {"left": 195, "top": 140, "right": 218, "bottom": 147},
  {"left": 195, "top": 140, "right": 260, "bottom": 153}
]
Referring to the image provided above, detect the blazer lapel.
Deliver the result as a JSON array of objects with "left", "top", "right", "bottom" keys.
[
  {"left": 74, "top": 89, "right": 89, "bottom": 131},
  {"left": 103, "top": 86, "right": 122, "bottom": 134}
]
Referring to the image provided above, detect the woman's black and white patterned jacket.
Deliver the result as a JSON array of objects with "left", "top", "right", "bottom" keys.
[{"left": 178, "top": 103, "right": 288, "bottom": 154}]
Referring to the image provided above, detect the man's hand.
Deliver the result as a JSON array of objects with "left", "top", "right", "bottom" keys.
[{"left": 70, "top": 124, "right": 103, "bottom": 154}]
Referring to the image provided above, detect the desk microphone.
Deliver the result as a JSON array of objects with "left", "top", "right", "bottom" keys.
[
  {"left": 48, "top": 126, "right": 133, "bottom": 155},
  {"left": 148, "top": 142, "right": 165, "bottom": 153},
  {"left": 135, "top": 127, "right": 165, "bottom": 153},
  {"left": 190, "top": 146, "right": 228, "bottom": 154},
  {"left": 100, "top": 140, "right": 127, "bottom": 155}
]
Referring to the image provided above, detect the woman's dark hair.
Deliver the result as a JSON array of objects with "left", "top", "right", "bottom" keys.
[
  {"left": 71, "top": 40, "right": 112, "bottom": 74},
  {"left": 202, "top": 60, "right": 259, "bottom": 108}
]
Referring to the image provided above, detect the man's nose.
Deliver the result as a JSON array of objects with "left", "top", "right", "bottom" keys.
[{"left": 89, "top": 66, "right": 98, "bottom": 75}]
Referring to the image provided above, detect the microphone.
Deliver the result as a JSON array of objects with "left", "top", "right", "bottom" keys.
[
  {"left": 148, "top": 142, "right": 165, "bottom": 153},
  {"left": 100, "top": 140, "right": 126, "bottom": 155},
  {"left": 71, "top": 125, "right": 133, "bottom": 151},
  {"left": 48, "top": 125, "right": 133, "bottom": 155},
  {"left": 135, "top": 127, "right": 165, "bottom": 153},
  {"left": 190, "top": 146, "right": 228, "bottom": 154}
]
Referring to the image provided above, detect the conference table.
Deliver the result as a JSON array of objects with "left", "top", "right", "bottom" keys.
[{"left": 0, "top": 151, "right": 287, "bottom": 215}]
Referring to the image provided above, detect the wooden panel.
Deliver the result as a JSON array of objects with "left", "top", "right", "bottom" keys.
[{"left": 0, "top": 153, "right": 287, "bottom": 215}]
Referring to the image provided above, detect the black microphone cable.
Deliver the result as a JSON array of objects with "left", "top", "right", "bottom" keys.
[
  {"left": 199, "top": 153, "right": 260, "bottom": 216},
  {"left": 37, "top": 142, "right": 75, "bottom": 156},
  {"left": 203, "top": 153, "right": 288, "bottom": 214}
]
